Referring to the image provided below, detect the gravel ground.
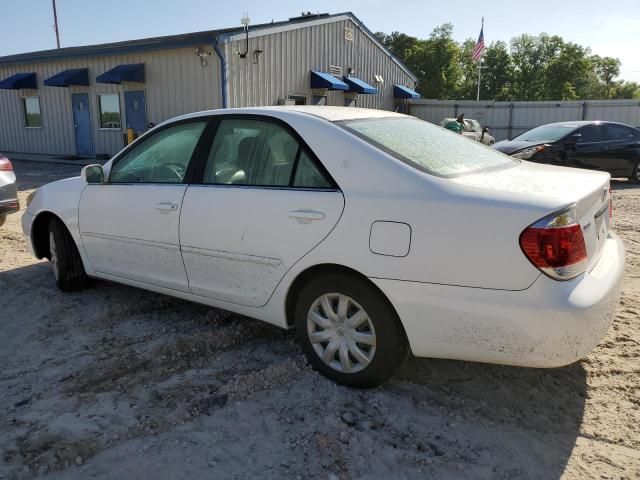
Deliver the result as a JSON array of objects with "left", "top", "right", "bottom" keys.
[{"left": 0, "top": 160, "right": 638, "bottom": 479}]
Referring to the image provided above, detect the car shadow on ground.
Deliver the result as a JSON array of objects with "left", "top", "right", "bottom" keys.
[
  {"left": 1, "top": 261, "right": 587, "bottom": 479},
  {"left": 395, "top": 354, "right": 587, "bottom": 478},
  {"left": 611, "top": 178, "right": 640, "bottom": 190}
]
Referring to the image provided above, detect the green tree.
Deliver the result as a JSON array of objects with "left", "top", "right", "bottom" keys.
[
  {"left": 480, "top": 41, "right": 512, "bottom": 100},
  {"left": 376, "top": 26, "right": 632, "bottom": 101},
  {"left": 611, "top": 81, "right": 640, "bottom": 99},
  {"left": 374, "top": 31, "right": 419, "bottom": 59},
  {"left": 544, "top": 42, "right": 591, "bottom": 100},
  {"left": 457, "top": 39, "right": 479, "bottom": 100},
  {"left": 404, "top": 23, "right": 462, "bottom": 99},
  {"left": 593, "top": 56, "right": 621, "bottom": 99}
]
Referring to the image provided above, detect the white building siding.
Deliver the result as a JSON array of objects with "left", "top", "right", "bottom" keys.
[
  {"left": 0, "top": 46, "right": 221, "bottom": 156},
  {"left": 0, "top": 14, "right": 416, "bottom": 157},
  {"left": 223, "top": 18, "right": 415, "bottom": 110}
]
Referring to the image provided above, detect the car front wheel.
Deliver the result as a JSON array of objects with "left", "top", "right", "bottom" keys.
[
  {"left": 49, "top": 218, "right": 89, "bottom": 291},
  {"left": 295, "top": 273, "right": 408, "bottom": 388}
]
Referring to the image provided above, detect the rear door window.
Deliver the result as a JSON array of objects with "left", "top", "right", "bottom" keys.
[
  {"left": 202, "top": 117, "right": 334, "bottom": 188},
  {"left": 606, "top": 124, "right": 636, "bottom": 141},
  {"left": 577, "top": 124, "right": 605, "bottom": 143}
]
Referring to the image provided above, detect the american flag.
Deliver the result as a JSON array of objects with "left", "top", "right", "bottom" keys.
[{"left": 472, "top": 25, "right": 485, "bottom": 62}]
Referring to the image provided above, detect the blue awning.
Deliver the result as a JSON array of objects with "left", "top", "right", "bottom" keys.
[
  {"left": 44, "top": 68, "right": 90, "bottom": 87},
  {"left": 96, "top": 63, "right": 145, "bottom": 84},
  {"left": 343, "top": 76, "right": 377, "bottom": 94},
  {"left": 0, "top": 72, "right": 37, "bottom": 90},
  {"left": 310, "top": 70, "right": 349, "bottom": 91},
  {"left": 393, "top": 84, "right": 421, "bottom": 99}
]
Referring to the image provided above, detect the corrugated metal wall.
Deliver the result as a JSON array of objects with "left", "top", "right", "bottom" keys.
[
  {"left": 409, "top": 99, "right": 640, "bottom": 142},
  {"left": 223, "top": 19, "right": 415, "bottom": 110},
  {"left": 0, "top": 46, "right": 221, "bottom": 156}
]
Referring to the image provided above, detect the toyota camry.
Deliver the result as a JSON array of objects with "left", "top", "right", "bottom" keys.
[{"left": 22, "top": 106, "right": 625, "bottom": 387}]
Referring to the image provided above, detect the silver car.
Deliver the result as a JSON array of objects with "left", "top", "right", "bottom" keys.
[{"left": 0, "top": 155, "right": 18, "bottom": 227}]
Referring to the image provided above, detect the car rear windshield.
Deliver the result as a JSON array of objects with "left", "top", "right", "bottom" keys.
[
  {"left": 337, "top": 117, "right": 515, "bottom": 177},
  {"left": 512, "top": 124, "right": 577, "bottom": 142}
]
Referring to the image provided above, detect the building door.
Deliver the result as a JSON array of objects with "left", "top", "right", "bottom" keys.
[
  {"left": 124, "top": 90, "right": 147, "bottom": 135},
  {"left": 71, "top": 93, "right": 94, "bottom": 156}
]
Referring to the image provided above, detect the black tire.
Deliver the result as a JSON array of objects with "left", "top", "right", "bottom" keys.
[
  {"left": 49, "top": 218, "right": 89, "bottom": 292},
  {"left": 630, "top": 163, "right": 640, "bottom": 184},
  {"left": 295, "top": 272, "right": 408, "bottom": 388}
]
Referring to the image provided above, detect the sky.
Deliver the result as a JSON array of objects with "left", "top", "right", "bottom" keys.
[{"left": 1, "top": 0, "right": 639, "bottom": 82}]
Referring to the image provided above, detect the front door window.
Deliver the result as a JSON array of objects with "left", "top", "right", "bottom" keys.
[{"left": 110, "top": 121, "right": 207, "bottom": 183}]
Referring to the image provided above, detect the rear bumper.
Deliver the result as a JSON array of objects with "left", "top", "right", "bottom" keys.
[
  {"left": 0, "top": 198, "right": 19, "bottom": 216},
  {"left": 0, "top": 181, "right": 19, "bottom": 216},
  {"left": 372, "top": 232, "right": 625, "bottom": 368}
]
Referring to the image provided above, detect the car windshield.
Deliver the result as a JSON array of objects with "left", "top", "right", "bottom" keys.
[
  {"left": 512, "top": 124, "right": 578, "bottom": 142},
  {"left": 337, "top": 117, "right": 514, "bottom": 177}
]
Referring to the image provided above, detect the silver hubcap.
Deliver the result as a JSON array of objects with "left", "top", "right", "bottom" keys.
[
  {"left": 307, "top": 293, "right": 376, "bottom": 374},
  {"left": 49, "top": 231, "right": 59, "bottom": 281}
]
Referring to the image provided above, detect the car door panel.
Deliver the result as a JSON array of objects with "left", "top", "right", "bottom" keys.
[
  {"left": 78, "top": 119, "right": 209, "bottom": 291},
  {"left": 79, "top": 184, "right": 189, "bottom": 291},
  {"left": 180, "top": 186, "right": 344, "bottom": 306},
  {"left": 605, "top": 124, "right": 640, "bottom": 176},
  {"left": 566, "top": 124, "right": 608, "bottom": 171},
  {"left": 178, "top": 115, "right": 344, "bottom": 307}
]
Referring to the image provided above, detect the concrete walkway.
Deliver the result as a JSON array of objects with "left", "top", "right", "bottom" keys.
[{"left": 3, "top": 152, "right": 108, "bottom": 166}]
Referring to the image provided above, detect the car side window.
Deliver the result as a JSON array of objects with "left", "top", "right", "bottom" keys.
[
  {"left": 577, "top": 125, "right": 605, "bottom": 143},
  {"left": 203, "top": 119, "right": 299, "bottom": 186},
  {"left": 110, "top": 121, "right": 207, "bottom": 184},
  {"left": 606, "top": 124, "right": 636, "bottom": 141},
  {"left": 202, "top": 118, "right": 332, "bottom": 189},
  {"left": 292, "top": 150, "right": 332, "bottom": 188}
]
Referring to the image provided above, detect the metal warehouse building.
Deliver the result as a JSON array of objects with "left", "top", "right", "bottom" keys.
[{"left": 0, "top": 12, "right": 418, "bottom": 158}]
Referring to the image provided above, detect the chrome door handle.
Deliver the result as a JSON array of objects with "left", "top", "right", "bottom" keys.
[
  {"left": 288, "top": 210, "right": 325, "bottom": 222},
  {"left": 155, "top": 202, "right": 179, "bottom": 212}
]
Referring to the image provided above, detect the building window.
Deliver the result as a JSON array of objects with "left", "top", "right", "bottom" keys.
[
  {"left": 23, "top": 96, "right": 42, "bottom": 128},
  {"left": 98, "top": 93, "right": 121, "bottom": 129}
]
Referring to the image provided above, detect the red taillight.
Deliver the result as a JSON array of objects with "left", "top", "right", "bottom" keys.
[
  {"left": 519, "top": 206, "right": 587, "bottom": 280},
  {"left": 0, "top": 156, "right": 13, "bottom": 171}
]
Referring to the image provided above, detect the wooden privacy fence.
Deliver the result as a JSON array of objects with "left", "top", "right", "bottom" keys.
[{"left": 408, "top": 99, "right": 640, "bottom": 142}]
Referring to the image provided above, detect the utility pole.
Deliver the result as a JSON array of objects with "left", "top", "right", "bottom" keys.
[
  {"left": 476, "top": 17, "right": 484, "bottom": 102},
  {"left": 52, "top": 0, "right": 61, "bottom": 49},
  {"left": 476, "top": 60, "right": 482, "bottom": 102}
]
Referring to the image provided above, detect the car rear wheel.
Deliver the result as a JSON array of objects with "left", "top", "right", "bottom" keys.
[
  {"left": 49, "top": 218, "right": 89, "bottom": 291},
  {"left": 295, "top": 273, "right": 408, "bottom": 388},
  {"left": 630, "top": 163, "right": 640, "bottom": 184}
]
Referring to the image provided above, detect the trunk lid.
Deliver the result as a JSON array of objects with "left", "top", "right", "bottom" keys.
[{"left": 450, "top": 161, "right": 611, "bottom": 272}]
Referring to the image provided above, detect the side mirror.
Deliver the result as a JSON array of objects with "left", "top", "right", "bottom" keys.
[
  {"left": 482, "top": 127, "right": 490, "bottom": 134},
  {"left": 81, "top": 164, "right": 105, "bottom": 184},
  {"left": 566, "top": 133, "right": 581, "bottom": 147}
]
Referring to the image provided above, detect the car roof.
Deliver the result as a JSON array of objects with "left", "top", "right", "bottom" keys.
[
  {"left": 538, "top": 120, "right": 637, "bottom": 129},
  {"left": 173, "top": 106, "right": 407, "bottom": 123}
]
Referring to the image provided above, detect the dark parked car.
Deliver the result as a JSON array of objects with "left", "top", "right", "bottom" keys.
[
  {"left": 493, "top": 121, "right": 640, "bottom": 182},
  {"left": 0, "top": 155, "right": 19, "bottom": 227}
]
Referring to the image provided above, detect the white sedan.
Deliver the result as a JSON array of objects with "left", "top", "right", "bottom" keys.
[{"left": 22, "top": 106, "right": 625, "bottom": 387}]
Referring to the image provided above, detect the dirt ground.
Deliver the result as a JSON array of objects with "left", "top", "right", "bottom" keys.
[{"left": 1, "top": 160, "right": 638, "bottom": 480}]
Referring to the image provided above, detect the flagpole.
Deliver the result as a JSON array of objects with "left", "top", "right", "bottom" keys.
[{"left": 476, "top": 17, "right": 484, "bottom": 101}]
